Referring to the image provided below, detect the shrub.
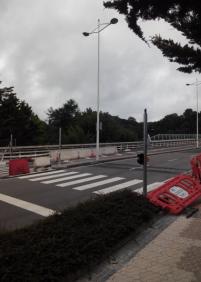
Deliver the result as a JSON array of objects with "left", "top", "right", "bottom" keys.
[{"left": 0, "top": 190, "right": 159, "bottom": 282}]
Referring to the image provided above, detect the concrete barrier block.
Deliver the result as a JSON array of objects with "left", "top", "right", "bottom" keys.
[
  {"left": 50, "top": 146, "right": 117, "bottom": 161},
  {"left": 33, "top": 157, "right": 50, "bottom": 168},
  {"left": 101, "top": 146, "right": 117, "bottom": 155}
]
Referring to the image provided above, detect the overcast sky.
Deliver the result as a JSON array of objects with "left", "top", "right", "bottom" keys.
[{"left": 0, "top": 0, "right": 198, "bottom": 122}]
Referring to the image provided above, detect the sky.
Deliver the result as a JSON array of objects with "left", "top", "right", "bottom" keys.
[{"left": 0, "top": 0, "right": 198, "bottom": 122}]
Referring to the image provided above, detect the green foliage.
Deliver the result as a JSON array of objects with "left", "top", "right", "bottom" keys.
[
  {"left": 47, "top": 99, "right": 80, "bottom": 128},
  {"left": 47, "top": 105, "right": 141, "bottom": 144},
  {"left": 0, "top": 190, "right": 159, "bottom": 281},
  {"left": 149, "top": 109, "right": 199, "bottom": 135},
  {"left": 0, "top": 82, "right": 47, "bottom": 146},
  {"left": 0, "top": 80, "right": 200, "bottom": 145},
  {"left": 104, "top": 1, "right": 201, "bottom": 73}
]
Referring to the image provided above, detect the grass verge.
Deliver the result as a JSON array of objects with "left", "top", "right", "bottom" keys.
[{"left": 0, "top": 190, "right": 160, "bottom": 281}]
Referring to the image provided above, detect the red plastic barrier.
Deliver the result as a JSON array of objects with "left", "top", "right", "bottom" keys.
[
  {"left": 191, "top": 154, "right": 201, "bottom": 182},
  {"left": 147, "top": 175, "right": 201, "bottom": 214},
  {"left": 9, "top": 159, "right": 30, "bottom": 176}
]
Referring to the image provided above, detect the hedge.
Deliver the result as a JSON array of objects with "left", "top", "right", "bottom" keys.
[{"left": 0, "top": 190, "right": 159, "bottom": 281}]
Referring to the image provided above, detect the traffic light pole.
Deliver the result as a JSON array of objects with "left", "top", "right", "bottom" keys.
[{"left": 143, "top": 109, "right": 148, "bottom": 196}]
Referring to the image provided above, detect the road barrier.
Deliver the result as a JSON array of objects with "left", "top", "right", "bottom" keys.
[
  {"left": 9, "top": 159, "right": 30, "bottom": 176},
  {"left": 33, "top": 157, "right": 51, "bottom": 170},
  {"left": 50, "top": 146, "right": 117, "bottom": 161},
  {"left": 147, "top": 175, "right": 201, "bottom": 214},
  {"left": 191, "top": 154, "right": 201, "bottom": 182},
  {"left": 148, "top": 153, "right": 201, "bottom": 214}
]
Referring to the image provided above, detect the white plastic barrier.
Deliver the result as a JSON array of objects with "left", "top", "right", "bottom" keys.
[
  {"left": 101, "top": 146, "right": 117, "bottom": 155},
  {"left": 33, "top": 157, "right": 50, "bottom": 168},
  {"left": 50, "top": 146, "right": 117, "bottom": 161}
]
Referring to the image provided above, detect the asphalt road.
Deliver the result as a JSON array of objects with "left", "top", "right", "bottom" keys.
[{"left": 0, "top": 149, "right": 197, "bottom": 230}]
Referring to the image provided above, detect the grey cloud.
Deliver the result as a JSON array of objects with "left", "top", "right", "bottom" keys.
[{"left": 0, "top": 0, "right": 197, "bottom": 123}]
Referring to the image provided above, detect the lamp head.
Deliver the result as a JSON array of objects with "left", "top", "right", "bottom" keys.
[
  {"left": 83, "top": 32, "right": 90, "bottom": 36},
  {"left": 110, "top": 18, "right": 118, "bottom": 24}
]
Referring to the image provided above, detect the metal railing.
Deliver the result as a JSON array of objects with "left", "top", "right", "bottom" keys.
[
  {"left": 0, "top": 137, "right": 198, "bottom": 161},
  {"left": 151, "top": 134, "right": 200, "bottom": 141}
]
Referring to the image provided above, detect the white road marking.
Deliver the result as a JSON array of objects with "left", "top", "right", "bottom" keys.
[
  {"left": 164, "top": 177, "right": 174, "bottom": 182},
  {"left": 0, "top": 193, "right": 55, "bottom": 217},
  {"left": 73, "top": 177, "right": 124, "bottom": 191},
  {"left": 18, "top": 170, "right": 65, "bottom": 179},
  {"left": 56, "top": 175, "right": 107, "bottom": 187},
  {"left": 168, "top": 159, "right": 177, "bottom": 162},
  {"left": 94, "top": 179, "right": 142, "bottom": 195},
  {"left": 134, "top": 182, "right": 164, "bottom": 194},
  {"left": 129, "top": 167, "right": 141, "bottom": 171},
  {"left": 42, "top": 173, "right": 92, "bottom": 184},
  {"left": 41, "top": 173, "right": 92, "bottom": 184},
  {"left": 29, "top": 172, "right": 78, "bottom": 181}
]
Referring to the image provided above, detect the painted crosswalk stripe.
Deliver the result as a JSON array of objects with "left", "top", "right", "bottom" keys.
[
  {"left": 42, "top": 173, "right": 92, "bottom": 184},
  {"left": 56, "top": 175, "right": 107, "bottom": 187},
  {"left": 94, "top": 179, "right": 142, "bottom": 195},
  {"left": 18, "top": 170, "right": 65, "bottom": 179},
  {"left": 40, "top": 173, "right": 92, "bottom": 184},
  {"left": 134, "top": 182, "right": 164, "bottom": 194},
  {"left": 0, "top": 193, "right": 55, "bottom": 217},
  {"left": 29, "top": 172, "right": 78, "bottom": 181},
  {"left": 73, "top": 177, "right": 124, "bottom": 191}
]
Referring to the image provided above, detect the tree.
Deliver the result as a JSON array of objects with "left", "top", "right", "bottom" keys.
[
  {"left": 0, "top": 81, "right": 46, "bottom": 145},
  {"left": 104, "top": 1, "right": 201, "bottom": 73},
  {"left": 47, "top": 99, "right": 80, "bottom": 128}
]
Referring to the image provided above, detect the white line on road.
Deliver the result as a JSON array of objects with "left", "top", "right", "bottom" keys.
[
  {"left": 29, "top": 171, "right": 78, "bottom": 181},
  {"left": 55, "top": 175, "right": 107, "bottom": 187},
  {"left": 0, "top": 193, "right": 55, "bottom": 217},
  {"left": 73, "top": 177, "right": 124, "bottom": 191},
  {"left": 129, "top": 167, "right": 141, "bottom": 171},
  {"left": 134, "top": 182, "right": 164, "bottom": 194},
  {"left": 42, "top": 173, "right": 92, "bottom": 184},
  {"left": 168, "top": 159, "right": 177, "bottom": 162},
  {"left": 18, "top": 170, "right": 65, "bottom": 179},
  {"left": 94, "top": 179, "right": 142, "bottom": 195}
]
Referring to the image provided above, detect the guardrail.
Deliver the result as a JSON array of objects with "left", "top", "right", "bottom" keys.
[{"left": 0, "top": 139, "right": 197, "bottom": 160}]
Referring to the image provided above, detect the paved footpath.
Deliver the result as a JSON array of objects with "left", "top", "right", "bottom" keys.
[{"left": 107, "top": 201, "right": 201, "bottom": 282}]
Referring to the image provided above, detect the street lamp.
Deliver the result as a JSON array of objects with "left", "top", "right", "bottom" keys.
[
  {"left": 83, "top": 18, "right": 118, "bottom": 160},
  {"left": 186, "top": 79, "right": 201, "bottom": 148}
]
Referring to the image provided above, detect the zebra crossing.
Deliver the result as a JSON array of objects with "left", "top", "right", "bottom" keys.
[
  {"left": 0, "top": 161, "right": 9, "bottom": 177},
  {"left": 18, "top": 169, "right": 166, "bottom": 195}
]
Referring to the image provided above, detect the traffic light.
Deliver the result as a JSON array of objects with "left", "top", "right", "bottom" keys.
[{"left": 137, "top": 153, "right": 144, "bottom": 165}]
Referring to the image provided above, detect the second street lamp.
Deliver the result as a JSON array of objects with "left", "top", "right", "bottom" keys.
[
  {"left": 186, "top": 79, "right": 201, "bottom": 148},
  {"left": 83, "top": 18, "right": 118, "bottom": 160}
]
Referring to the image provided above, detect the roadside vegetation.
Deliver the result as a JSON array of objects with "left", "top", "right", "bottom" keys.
[{"left": 0, "top": 190, "right": 160, "bottom": 282}]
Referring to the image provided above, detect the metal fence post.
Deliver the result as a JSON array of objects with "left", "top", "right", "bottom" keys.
[{"left": 143, "top": 109, "right": 148, "bottom": 196}]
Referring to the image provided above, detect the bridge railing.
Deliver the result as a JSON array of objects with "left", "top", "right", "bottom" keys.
[{"left": 0, "top": 138, "right": 197, "bottom": 161}]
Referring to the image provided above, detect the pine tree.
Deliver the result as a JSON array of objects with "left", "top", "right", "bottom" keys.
[{"left": 104, "top": 1, "right": 201, "bottom": 73}]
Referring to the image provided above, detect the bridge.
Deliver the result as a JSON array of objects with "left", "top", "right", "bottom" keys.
[{"left": 0, "top": 134, "right": 199, "bottom": 161}]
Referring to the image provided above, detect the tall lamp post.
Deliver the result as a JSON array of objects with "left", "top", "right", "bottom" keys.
[
  {"left": 83, "top": 18, "right": 118, "bottom": 160},
  {"left": 186, "top": 79, "right": 201, "bottom": 148}
]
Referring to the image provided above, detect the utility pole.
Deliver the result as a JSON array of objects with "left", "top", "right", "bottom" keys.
[
  {"left": 10, "top": 133, "right": 13, "bottom": 159},
  {"left": 59, "top": 127, "right": 61, "bottom": 163},
  {"left": 143, "top": 109, "right": 148, "bottom": 196}
]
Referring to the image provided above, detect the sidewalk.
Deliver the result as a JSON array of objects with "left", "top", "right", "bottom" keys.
[{"left": 106, "top": 200, "right": 201, "bottom": 282}]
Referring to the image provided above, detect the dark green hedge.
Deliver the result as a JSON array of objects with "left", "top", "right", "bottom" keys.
[{"left": 0, "top": 190, "right": 159, "bottom": 282}]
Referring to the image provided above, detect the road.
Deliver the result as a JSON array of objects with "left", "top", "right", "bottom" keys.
[{"left": 0, "top": 149, "right": 196, "bottom": 230}]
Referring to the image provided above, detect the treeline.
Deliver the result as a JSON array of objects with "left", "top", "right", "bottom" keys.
[{"left": 0, "top": 82, "right": 199, "bottom": 146}]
